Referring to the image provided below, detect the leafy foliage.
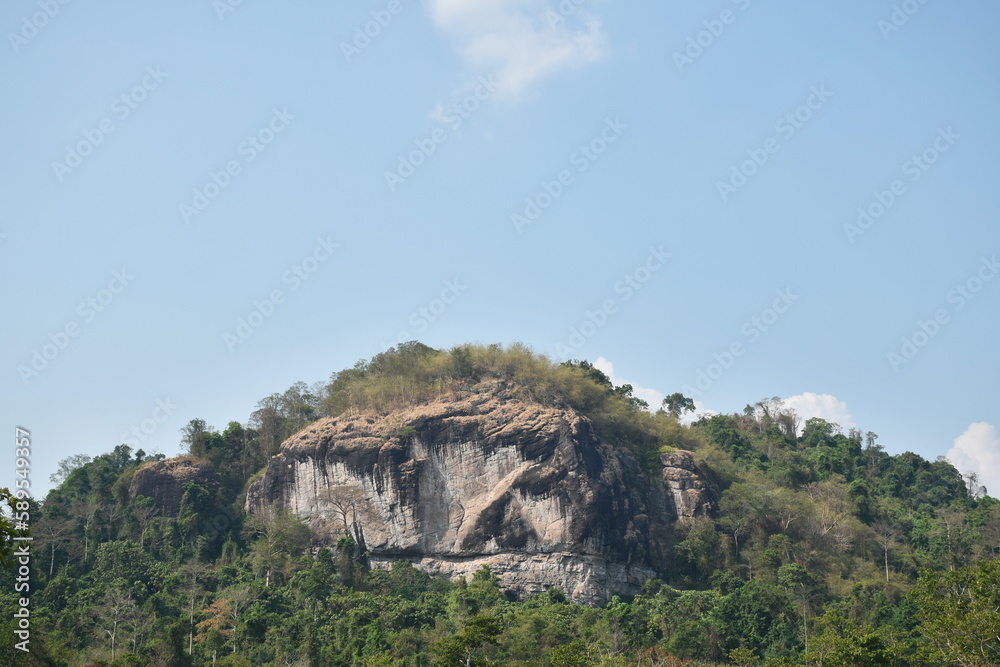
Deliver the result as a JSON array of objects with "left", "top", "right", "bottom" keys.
[{"left": 3, "top": 342, "right": 997, "bottom": 666}]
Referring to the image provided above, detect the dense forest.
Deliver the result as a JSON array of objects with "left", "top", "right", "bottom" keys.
[{"left": 2, "top": 342, "right": 999, "bottom": 666}]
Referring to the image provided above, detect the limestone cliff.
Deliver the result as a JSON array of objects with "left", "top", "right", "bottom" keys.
[
  {"left": 660, "top": 451, "right": 719, "bottom": 520},
  {"left": 129, "top": 457, "right": 219, "bottom": 515},
  {"left": 246, "top": 387, "right": 716, "bottom": 604}
]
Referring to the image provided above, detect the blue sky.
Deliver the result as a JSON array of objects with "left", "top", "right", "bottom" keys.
[{"left": 2, "top": 0, "right": 998, "bottom": 497}]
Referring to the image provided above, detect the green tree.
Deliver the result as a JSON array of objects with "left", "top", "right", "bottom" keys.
[
  {"left": 910, "top": 558, "right": 1000, "bottom": 665},
  {"left": 0, "top": 488, "right": 26, "bottom": 569},
  {"left": 49, "top": 453, "right": 92, "bottom": 486},
  {"left": 720, "top": 482, "right": 772, "bottom": 567},
  {"left": 676, "top": 517, "right": 722, "bottom": 583},
  {"left": 663, "top": 392, "right": 696, "bottom": 418},
  {"left": 703, "top": 415, "right": 760, "bottom": 465},
  {"left": 714, "top": 579, "right": 800, "bottom": 658},
  {"left": 93, "top": 539, "right": 162, "bottom": 596},
  {"left": 180, "top": 418, "right": 212, "bottom": 456},
  {"left": 433, "top": 613, "right": 503, "bottom": 666},
  {"left": 243, "top": 505, "right": 310, "bottom": 586},
  {"left": 729, "top": 646, "right": 759, "bottom": 666},
  {"left": 129, "top": 495, "right": 160, "bottom": 549},
  {"left": 177, "top": 479, "right": 223, "bottom": 556},
  {"left": 778, "top": 563, "right": 817, "bottom": 653},
  {"left": 804, "top": 614, "right": 896, "bottom": 667}
]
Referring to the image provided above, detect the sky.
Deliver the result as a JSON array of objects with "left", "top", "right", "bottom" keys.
[{"left": 2, "top": 0, "right": 998, "bottom": 499}]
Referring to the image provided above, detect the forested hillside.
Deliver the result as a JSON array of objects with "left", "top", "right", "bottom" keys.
[{"left": 2, "top": 343, "right": 998, "bottom": 666}]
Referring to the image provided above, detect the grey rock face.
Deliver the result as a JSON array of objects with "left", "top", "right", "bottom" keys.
[
  {"left": 247, "top": 391, "right": 716, "bottom": 603},
  {"left": 660, "top": 451, "right": 719, "bottom": 521}
]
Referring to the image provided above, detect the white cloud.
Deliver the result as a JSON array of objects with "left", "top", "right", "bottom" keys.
[
  {"left": 425, "top": 0, "right": 608, "bottom": 99},
  {"left": 947, "top": 422, "right": 1000, "bottom": 498},
  {"left": 685, "top": 400, "right": 716, "bottom": 423},
  {"left": 591, "top": 357, "right": 714, "bottom": 422},
  {"left": 593, "top": 357, "right": 662, "bottom": 409},
  {"left": 782, "top": 393, "right": 855, "bottom": 435}
]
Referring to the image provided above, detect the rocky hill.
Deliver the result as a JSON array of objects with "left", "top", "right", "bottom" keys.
[
  {"left": 246, "top": 383, "right": 716, "bottom": 604},
  {"left": 128, "top": 456, "right": 219, "bottom": 515},
  {"left": 30, "top": 344, "right": 987, "bottom": 664}
]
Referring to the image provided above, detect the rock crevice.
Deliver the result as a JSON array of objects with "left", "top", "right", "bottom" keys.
[{"left": 247, "top": 392, "right": 717, "bottom": 604}]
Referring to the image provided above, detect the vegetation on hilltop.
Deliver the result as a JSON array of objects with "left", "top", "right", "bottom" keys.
[
  {"left": 320, "top": 341, "right": 703, "bottom": 467},
  {"left": 2, "top": 342, "right": 998, "bottom": 666}
]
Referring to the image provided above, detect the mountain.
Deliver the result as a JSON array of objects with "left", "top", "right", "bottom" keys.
[
  {"left": 246, "top": 382, "right": 716, "bottom": 604},
  {"left": 7, "top": 342, "right": 999, "bottom": 666}
]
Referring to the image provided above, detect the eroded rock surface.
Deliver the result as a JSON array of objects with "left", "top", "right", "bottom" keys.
[
  {"left": 247, "top": 388, "right": 716, "bottom": 603},
  {"left": 660, "top": 450, "right": 718, "bottom": 520},
  {"left": 129, "top": 457, "right": 219, "bottom": 515}
]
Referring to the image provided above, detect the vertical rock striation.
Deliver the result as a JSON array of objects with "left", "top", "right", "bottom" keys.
[
  {"left": 660, "top": 450, "right": 719, "bottom": 521},
  {"left": 247, "top": 389, "right": 717, "bottom": 603}
]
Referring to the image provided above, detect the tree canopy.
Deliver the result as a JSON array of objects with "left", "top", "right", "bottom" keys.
[{"left": 3, "top": 342, "right": 996, "bottom": 666}]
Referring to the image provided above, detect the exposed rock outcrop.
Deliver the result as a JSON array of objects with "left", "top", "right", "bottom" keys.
[
  {"left": 660, "top": 450, "right": 718, "bottom": 520},
  {"left": 129, "top": 457, "right": 219, "bottom": 515},
  {"left": 247, "top": 388, "right": 716, "bottom": 604}
]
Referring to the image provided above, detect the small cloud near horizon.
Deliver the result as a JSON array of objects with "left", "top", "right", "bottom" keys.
[
  {"left": 576, "top": 361, "right": 856, "bottom": 435},
  {"left": 592, "top": 357, "right": 713, "bottom": 422},
  {"left": 947, "top": 422, "right": 1000, "bottom": 498},
  {"left": 782, "top": 392, "right": 855, "bottom": 435}
]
